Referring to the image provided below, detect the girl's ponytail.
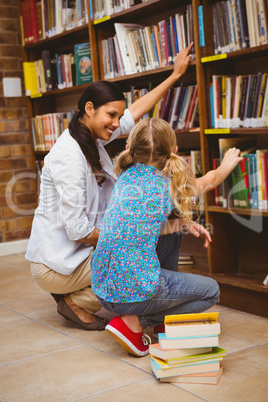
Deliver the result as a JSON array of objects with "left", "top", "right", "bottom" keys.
[
  {"left": 162, "top": 153, "right": 197, "bottom": 221},
  {"left": 114, "top": 149, "right": 134, "bottom": 176}
]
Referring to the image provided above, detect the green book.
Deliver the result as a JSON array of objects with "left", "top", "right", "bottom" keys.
[{"left": 74, "top": 42, "right": 93, "bottom": 85}]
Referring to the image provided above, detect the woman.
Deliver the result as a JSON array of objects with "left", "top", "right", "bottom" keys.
[{"left": 25, "top": 45, "right": 193, "bottom": 330}]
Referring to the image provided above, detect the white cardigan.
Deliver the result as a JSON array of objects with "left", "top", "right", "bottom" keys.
[{"left": 26, "top": 109, "right": 135, "bottom": 274}]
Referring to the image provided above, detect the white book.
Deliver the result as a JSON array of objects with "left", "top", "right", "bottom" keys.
[
  {"left": 114, "top": 23, "right": 144, "bottom": 74},
  {"left": 252, "top": 0, "right": 261, "bottom": 46},
  {"left": 226, "top": 0, "right": 236, "bottom": 52},
  {"left": 175, "top": 13, "right": 183, "bottom": 52},
  {"left": 169, "top": 86, "right": 182, "bottom": 129},
  {"left": 245, "top": 0, "right": 257, "bottom": 47},
  {"left": 114, "top": 35, "right": 126, "bottom": 76}
]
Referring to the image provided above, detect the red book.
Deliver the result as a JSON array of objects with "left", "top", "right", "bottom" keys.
[
  {"left": 261, "top": 151, "right": 268, "bottom": 210},
  {"left": 185, "top": 85, "right": 198, "bottom": 128},
  {"left": 23, "top": 0, "right": 39, "bottom": 44},
  {"left": 158, "top": 20, "right": 169, "bottom": 67}
]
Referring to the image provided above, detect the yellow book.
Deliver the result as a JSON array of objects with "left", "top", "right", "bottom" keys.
[
  {"left": 257, "top": 74, "right": 267, "bottom": 118},
  {"left": 222, "top": 76, "right": 226, "bottom": 120},
  {"left": 23, "top": 62, "right": 41, "bottom": 97},
  {"left": 164, "top": 312, "right": 220, "bottom": 338}
]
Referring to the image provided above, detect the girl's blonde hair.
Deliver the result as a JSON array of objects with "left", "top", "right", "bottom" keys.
[{"left": 114, "top": 117, "right": 197, "bottom": 221}]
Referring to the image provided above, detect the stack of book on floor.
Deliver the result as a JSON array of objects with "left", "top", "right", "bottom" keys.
[{"left": 149, "top": 312, "right": 226, "bottom": 385}]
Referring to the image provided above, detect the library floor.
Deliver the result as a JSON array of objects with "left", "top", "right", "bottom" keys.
[{"left": 0, "top": 254, "right": 268, "bottom": 402}]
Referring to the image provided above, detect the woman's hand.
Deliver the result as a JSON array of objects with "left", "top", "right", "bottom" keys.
[
  {"left": 187, "top": 221, "right": 212, "bottom": 248},
  {"left": 172, "top": 43, "right": 193, "bottom": 79}
]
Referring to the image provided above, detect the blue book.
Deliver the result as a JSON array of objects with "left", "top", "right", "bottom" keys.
[
  {"left": 150, "top": 32, "right": 159, "bottom": 68},
  {"left": 74, "top": 42, "right": 93, "bottom": 85},
  {"left": 150, "top": 358, "right": 221, "bottom": 379},
  {"left": 177, "top": 86, "right": 189, "bottom": 128},
  {"left": 210, "top": 84, "right": 215, "bottom": 128},
  {"left": 173, "top": 16, "right": 179, "bottom": 54},
  {"left": 198, "top": 5, "right": 205, "bottom": 47}
]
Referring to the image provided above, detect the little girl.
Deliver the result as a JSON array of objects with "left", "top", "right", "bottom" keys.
[{"left": 90, "top": 117, "right": 222, "bottom": 357}]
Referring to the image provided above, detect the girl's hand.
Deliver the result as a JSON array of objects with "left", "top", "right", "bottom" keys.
[
  {"left": 188, "top": 221, "right": 212, "bottom": 248},
  {"left": 172, "top": 43, "right": 193, "bottom": 79},
  {"left": 221, "top": 147, "right": 243, "bottom": 172}
]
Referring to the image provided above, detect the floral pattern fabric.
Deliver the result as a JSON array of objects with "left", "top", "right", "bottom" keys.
[{"left": 91, "top": 164, "right": 173, "bottom": 303}]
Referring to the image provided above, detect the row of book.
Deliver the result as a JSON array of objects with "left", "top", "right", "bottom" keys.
[
  {"left": 211, "top": 0, "right": 268, "bottom": 55},
  {"left": 31, "top": 112, "right": 74, "bottom": 151},
  {"left": 23, "top": 42, "right": 93, "bottom": 97},
  {"left": 102, "top": 7, "right": 194, "bottom": 78},
  {"left": 150, "top": 312, "right": 225, "bottom": 384},
  {"left": 92, "top": 0, "right": 148, "bottom": 21},
  {"left": 124, "top": 84, "right": 199, "bottom": 130},
  {"left": 216, "top": 137, "right": 268, "bottom": 210},
  {"left": 21, "top": 0, "right": 89, "bottom": 45},
  {"left": 210, "top": 73, "right": 268, "bottom": 128}
]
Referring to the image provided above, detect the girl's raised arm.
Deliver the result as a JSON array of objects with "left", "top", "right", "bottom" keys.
[{"left": 128, "top": 44, "right": 193, "bottom": 122}]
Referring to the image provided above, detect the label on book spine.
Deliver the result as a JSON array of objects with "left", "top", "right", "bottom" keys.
[
  {"left": 201, "top": 54, "right": 227, "bottom": 63},
  {"left": 94, "top": 16, "right": 110, "bottom": 24},
  {"left": 205, "top": 129, "right": 230, "bottom": 134}
]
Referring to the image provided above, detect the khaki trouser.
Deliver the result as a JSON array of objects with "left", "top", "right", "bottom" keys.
[{"left": 30, "top": 255, "right": 101, "bottom": 315}]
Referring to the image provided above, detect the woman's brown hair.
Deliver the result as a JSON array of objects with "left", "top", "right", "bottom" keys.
[{"left": 69, "top": 81, "right": 125, "bottom": 185}]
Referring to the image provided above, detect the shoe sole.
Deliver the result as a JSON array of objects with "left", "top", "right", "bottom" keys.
[{"left": 105, "top": 324, "right": 149, "bottom": 357}]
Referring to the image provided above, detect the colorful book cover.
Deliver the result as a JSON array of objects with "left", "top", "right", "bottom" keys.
[{"left": 74, "top": 42, "right": 93, "bottom": 85}]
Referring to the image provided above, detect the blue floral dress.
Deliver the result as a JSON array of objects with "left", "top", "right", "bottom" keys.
[{"left": 91, "top": 164, "right": 173, "bottom": 303}]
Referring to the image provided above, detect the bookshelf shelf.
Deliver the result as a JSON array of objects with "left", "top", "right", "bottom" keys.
[
  {"left": 207, "top": 205, "right": 268, "bottom": 218},
  {"left": 29, "top": 84, "right": 89, "bottom": 98},
  {"left": 24, "top": 25, "right": 90, "bottom": 51},
  {"left": 205, "top": 128, "right": 268, "bottom": 135},
  {"left": 93, "top": 0, "right": 191, "bottom": 26},
  {"left": 201, "top": 44, "right": 268, "bottom": 64}
]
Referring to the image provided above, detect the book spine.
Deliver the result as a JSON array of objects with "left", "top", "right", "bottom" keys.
[
  {"left": 261, "top": 152, "right": 268, "bottom": 209},
  {"left": 256, "top": 150, "right": 263, "bottom": 209},
  {"left": 198, "top": 5, "right": 205, "bottom": 47},
  {"left": 239, "top": 157, "right": 250, "bottom": 207}
]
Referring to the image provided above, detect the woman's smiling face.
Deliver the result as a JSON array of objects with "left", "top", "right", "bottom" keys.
[{"left": 83, "top": 100, "right": 126, "bottom": 141}]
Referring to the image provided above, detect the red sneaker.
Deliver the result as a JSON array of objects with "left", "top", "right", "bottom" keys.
[
  {"left": 105, "top": 317, "right": 151, "bottom": 357},
  {"left": 153, "top": 324, "right": 165, "bottom": 339}
]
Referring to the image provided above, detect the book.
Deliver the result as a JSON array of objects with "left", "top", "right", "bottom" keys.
[
  {"left": 160, "top": 366, "right": 223, "bottom": 384},
  {"left": 149, "top": 343, "right": 213, "bottom": 361},
  {"left": 150, "top": 346, "right": 226, "bottom": 366},
  {"left": 158, "top": 333, "right": 219, "bottom": 350},
  {"left": 151, "top": 355, "right": 222, "bottom": 370},
  {"left": 151, "top": 358, "right": 221, "bottom": 379},
  {"left": 218, "top": 136, "right": 256, "bottom": 207},
  {"left": 114, "top": 23, "right": 145, "bottom": 74},
  {"left": 74, "top": 42, "right": 93, "bottom": 85},
  {"left": 178, "top": 253, "right": 194, "bottom": 266},
  {"left": 23, "top": 61, "right": 40, "bottom": 97},
  {"left": 164, "top": 312, "right": 220, "bottom": 338}
]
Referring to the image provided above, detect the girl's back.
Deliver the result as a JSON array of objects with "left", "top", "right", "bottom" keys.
[{"left": 91, "top": 163, "right": 173, "bottom": 303}]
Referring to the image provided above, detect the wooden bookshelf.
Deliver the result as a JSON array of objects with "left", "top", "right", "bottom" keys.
[{"left": 19, "top": 0, "right": 268, "bottom": 317}]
